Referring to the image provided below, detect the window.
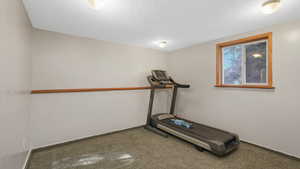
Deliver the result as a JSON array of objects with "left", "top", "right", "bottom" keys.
[{"left": 216, "top": 33, "right": 274, "bottom": 89}]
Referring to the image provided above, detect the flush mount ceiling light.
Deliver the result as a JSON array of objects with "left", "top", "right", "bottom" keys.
[
  {"left": 155, "top": 41, "right": 168, "bottom": 48},
  {"left": 253, "top": 53, "right": 263, "bottom": 58},
  {"left": 261, "top": 0, "right": 281, "bottom": 14},
  {"left": 88, "top": 0, "right": 104, "bottom": 10}
]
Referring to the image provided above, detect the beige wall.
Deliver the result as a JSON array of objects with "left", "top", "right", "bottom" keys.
[
  {"left": 2, "top": 0, "right": 300, "bottom": 164},
  {"left": 0, "top": 0, "right": 32, "bottom": 168},
  {"left": 30, "top": 30, "right": 169, "bottom": 148},
  {"left": 167, "top": 20, "right": 300, "bottom": 158}
]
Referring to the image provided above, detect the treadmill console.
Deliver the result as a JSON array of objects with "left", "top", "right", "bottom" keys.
[
  {"left": 148, "top": 70, "right": 172, "bottom": 88},
  {"left": 148, "top": 70, "right": 190, "bottom": 88},
  {"left": 151, "top": 70, "right": 169, "bottom": 81}
]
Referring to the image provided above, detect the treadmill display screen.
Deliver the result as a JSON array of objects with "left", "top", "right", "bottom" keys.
[{"left": 152, "top": 70, "right": 169, "bottom": 81}]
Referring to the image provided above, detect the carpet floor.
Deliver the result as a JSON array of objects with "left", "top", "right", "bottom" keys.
[{"left": 27, "top": 127, "right": 300, "bottom": 169}]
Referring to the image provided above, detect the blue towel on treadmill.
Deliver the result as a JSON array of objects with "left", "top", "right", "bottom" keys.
[{"left": 171, "top": 119, "right": 192, "bottom": 128}]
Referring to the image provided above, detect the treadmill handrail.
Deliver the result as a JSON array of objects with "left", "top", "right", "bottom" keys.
[
  {"left": 147, "top": 76, "right": 173, "bottom": 88},
  {"left": 170, "top": 78, "right": 190, "bottom": 88}
]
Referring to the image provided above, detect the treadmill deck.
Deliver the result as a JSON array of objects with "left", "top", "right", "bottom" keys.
[{"left": 153, "top": 114, "right": 235, "bottom": 144}]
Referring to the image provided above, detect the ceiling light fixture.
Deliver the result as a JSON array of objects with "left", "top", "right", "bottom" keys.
[
  {"left": 261, "top": 0, "right": 281, "bottom": 14},
  {"left": 253, "top": 53, "right": 263, "bottom": 58},
  {"left": 88, "top": 0, "right": 104, "bottom": 10},
  {"left": 156, "top": 41, "right": 168, "bottom": 48}
]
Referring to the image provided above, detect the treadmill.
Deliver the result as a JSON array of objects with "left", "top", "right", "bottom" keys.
[{"left": 145, "top": 70, "right": 240, "bottom": 156}]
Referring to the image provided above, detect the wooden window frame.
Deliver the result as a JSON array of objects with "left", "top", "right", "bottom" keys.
[{"left": 215, "top": 32, "right": 274, "bottom": 89}]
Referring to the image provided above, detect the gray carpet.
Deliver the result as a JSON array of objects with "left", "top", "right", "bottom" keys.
[{"left": 28, "top": 127, "right": 300, "bottom": 169}]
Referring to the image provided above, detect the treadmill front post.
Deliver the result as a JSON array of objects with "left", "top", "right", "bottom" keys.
[
  {"left": 146, "top": 88, "right": 155, "bottom": 126},
  {"left": 145, "top": 87, "right": 168, "bottom": 137},
  {"left": 169, "top": 86, "right": 177, "bottom": 115}
]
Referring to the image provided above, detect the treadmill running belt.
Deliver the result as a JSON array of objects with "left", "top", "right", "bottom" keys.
[{"left": 160, "top": 118, "right": 234, "bottom": 143}]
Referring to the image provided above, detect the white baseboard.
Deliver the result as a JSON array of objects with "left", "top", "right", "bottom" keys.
[
  {"left": 22, "top": 149, "right": 32, "bottom": 169},
  {"left": 241, "top": 139, "right": 300, "bottom": 159},
  {"left": 32, "top": 125, "right": 144, "bottom": 150}
]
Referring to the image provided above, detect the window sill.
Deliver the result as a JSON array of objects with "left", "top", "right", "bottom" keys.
[{"left": 214, "top": 85, "right": 275, "bottom": 89}]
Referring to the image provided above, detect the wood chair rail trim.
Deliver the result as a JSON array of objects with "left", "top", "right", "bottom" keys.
[{"left": 31, "top": 86, "right": 171, "bottom": 94}]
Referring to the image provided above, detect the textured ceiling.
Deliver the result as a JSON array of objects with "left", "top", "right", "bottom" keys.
[{"left": 23, "top": 0, "right": 300, "bottom": 51}]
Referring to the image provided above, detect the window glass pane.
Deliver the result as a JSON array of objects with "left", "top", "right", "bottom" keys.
[
  {"left": 223, "top": 45, "right": 242, "bottom": 85},
  {"left": 245, "top": 41, "right": 267, "bottom": 83}
]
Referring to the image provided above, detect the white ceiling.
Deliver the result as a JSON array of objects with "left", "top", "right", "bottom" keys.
[{"left": 23, "top": 0, "right": 300, "bottom": 51}]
